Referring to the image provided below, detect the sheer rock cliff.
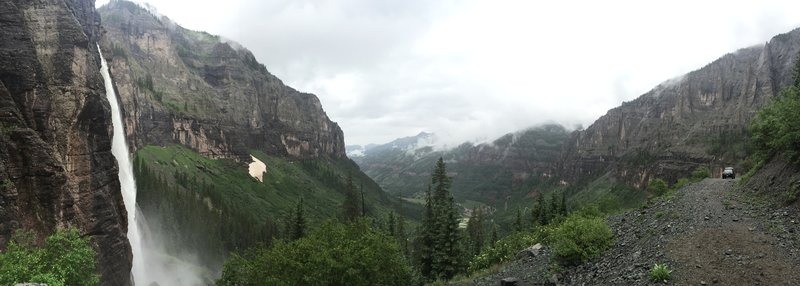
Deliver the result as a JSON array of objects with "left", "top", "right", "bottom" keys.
[{"left": 0, "top": 0, "right": 132, "bottom": 285}]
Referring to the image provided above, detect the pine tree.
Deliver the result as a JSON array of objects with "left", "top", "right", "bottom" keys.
[
  {"left": 466, "top": 208, "right": 484, "bottom": 256},
  {"left": 428, "top": 157, "right": 464, "bottom": 280},
  {"left": 537, "top": 194, "right": 548, "bottom": 225},
  {"left": 550, "top": 193, "right": 559, "bottom": 221},
  {"left": 514, "top": 208, "right": 523, "bottom": 232},
  {"left": 289, "top": 198, "right": 306, "bottom": 241},
  {"left": 360, "top": 183, "right": 366, "bottom": 217},
  {"left": 530, "top": 201, "right": 539, "bottom": 226},
  {"left": 342, "top": 174, "right": 360, "bottom": 222},
  {"left": 387, "top": 211, "right": 396, "bottom": 236},
  {"left": 396, "top": 214, "right": 408, "bottom": 256},
  {"left": 560, "top": 192, "right": 568, "bottom": 216},
  {"left": 416, "top": 185, "right": 435, "bottom": 279},
  {"left": 490, "top": 224, "right": 498, "bottom": 246}
]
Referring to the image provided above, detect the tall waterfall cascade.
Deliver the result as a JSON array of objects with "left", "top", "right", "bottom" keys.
[{"left": 98, "top": 45, "right": 147, "bottom": 284}]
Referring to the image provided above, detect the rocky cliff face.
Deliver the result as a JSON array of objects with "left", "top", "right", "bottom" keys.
[
  {"left": 354, "top": 28, "right": 800, "bottom": 219},
  {"left": 560, "top": 29, "right": 800, "bottom": 188},
  {"left": 97, "top": 1, "right": 345, "bottom": 161},
  {"left": 0, "top": 0, "right": 131, "bottom": 285}
]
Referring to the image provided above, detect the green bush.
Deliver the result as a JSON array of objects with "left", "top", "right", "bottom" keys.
[
  {"left": 468, "top": 230, "right": 543, "bottom": 273},
  {"left": 216, "top": 219, "right": 414, "bottom": 286},
  {"left": 744, "top": 57, "right": 800, "bottom": 178},
  {"left": 690, "top": 166, "right": 710, "bottom": 182},
  {"left": 649, "top": 263, "right": 671, "bottom": 282},
  {"left": 550, "top": 215, "right": 614, "bottom": 265},
  {"left": 0, "top": 228, "right": 99, "bottom": 286},
  {"left": 737, "top": 61, "right": 800, "bottom": 184},
  {"left": 574, "top": 204, "right": 604, "bottom": 218},
  {"left": 751, "top": 84, "right": 800, "bottom": 163},
  {"left": 648, "top": 178, "right": 669, "bottom": 196},
  {"left": 672, "top": 178, "right": 691, "bottom": 190},
  {"left": 784, "top": 185, "right": 800, "bottom": 205}
]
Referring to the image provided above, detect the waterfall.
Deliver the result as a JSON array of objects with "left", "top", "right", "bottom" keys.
[
  {"left": 99, "top": 45, "right": 205, "bottom": 286},
  {"left": 98, "top": 45, "right": 146, "bottom": 284}
]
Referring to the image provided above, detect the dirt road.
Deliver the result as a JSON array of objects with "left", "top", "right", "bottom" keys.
[
  {"left": 667, "top": 179, "right": 800, "bottom": 285},
  {"left": 460, "top": 178, "right": 800, "bottom": 285}
]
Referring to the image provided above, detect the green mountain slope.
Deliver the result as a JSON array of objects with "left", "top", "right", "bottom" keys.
[{"left": 134, "top": 145, "right": 420, "bottom": 270}]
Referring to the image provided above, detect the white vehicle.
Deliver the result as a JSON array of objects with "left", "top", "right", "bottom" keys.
[{"left": 722, "top": 167, "right": 735, "bottom": 179}]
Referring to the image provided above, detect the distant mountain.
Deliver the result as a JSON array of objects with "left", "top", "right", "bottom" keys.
[
  {"left": 352, "top": 124, "right": 571, "bottom": 225},
  {"left": 355, "top": 28, "right": 800, "bottom": 229},
  {"left": 346, "top": 145, "right": 366, "bottom": 157},
  {"left": 560, "top": 28, "right": 800, "bottom": 189}
]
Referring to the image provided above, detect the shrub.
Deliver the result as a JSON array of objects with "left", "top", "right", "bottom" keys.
[
  {"left": 216, "top": 219, "right": 414, "bottom": 286},
  {"left": 690, "top": 166, "right": 710, "bottom": 182},
  {"left": 0, "top": 228, "right": 99, "bottom": 286},
  {"left": 672, "top": 178, "right": 691, "bottom": 190},
  {"left": 550, "top": 215, "right": 614, "bottom": 265},
  {"left": 648, "top": 178, "right": 669, "bottom": 196},
  {"left": 649, "top": 263, "right": 672, "bottom": 282},
  {"left": 574, "top": 204, "right": 604, "bottom": 218},
  {"left": 468, "top": 231, "right": 542, "bottom": 273},
  {"left": 751, "top": 84, "right": 800, "bottom": 163},
  {"left": 784, "top": 184, "right": 800, "bottom": 205}
]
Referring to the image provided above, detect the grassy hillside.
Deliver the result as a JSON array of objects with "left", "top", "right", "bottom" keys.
[{"left": 133, "top": 145, "right": 421, "bottom": 269}]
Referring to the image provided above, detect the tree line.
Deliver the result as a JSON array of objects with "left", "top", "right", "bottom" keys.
[{"left": 217, "top": 156, "right": 615, "bottom": 285}]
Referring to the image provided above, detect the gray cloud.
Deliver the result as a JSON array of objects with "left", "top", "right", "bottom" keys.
[{"left": 99, "top": 0, "right": 800, "bottom": 146}]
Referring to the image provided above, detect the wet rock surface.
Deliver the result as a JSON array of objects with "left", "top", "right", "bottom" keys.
[{"left": 0, "top": 0, "right": 132, "bottom": 285}]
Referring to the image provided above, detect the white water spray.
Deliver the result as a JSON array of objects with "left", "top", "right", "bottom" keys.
[{"left": 99, "top": 45, "right": 147, "bottom": 284}]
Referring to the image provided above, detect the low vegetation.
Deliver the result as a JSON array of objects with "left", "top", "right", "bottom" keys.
[
  {"left": 216, "top": 219, "right": 414, "bottom": 286},
  {"left": 468, "top": 204, "right": 615, "bottom": 274},
  {"left": 745, "top": 54, "right": 800, "bottom": 180},
  {"left": 549, "top": 214, "right": 615, "bottom": 265},
  {"left": 468, "top": 231, "right": 541, "bottom": 272},
  {"left": 649, "top": 165, "right": 710, "bottom": 199},
  {"left": 648, "top": 178, "right": 669, "bottom": 196},
  {"left": 750, "top": 80, "right": 800, "bottom": 164},
  {"left": 0, "top": 228, "right": 99, "bottom": 286},
  {"left": 690, "top": 166, "right": 710, "bottom": 182},
  {"left": 649, "top": 263, "right": 672, "bottom": 282}
]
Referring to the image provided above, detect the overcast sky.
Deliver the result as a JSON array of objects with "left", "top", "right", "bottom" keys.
[{"left": 98, "top": 0, "right": 800, "bottom": 146}]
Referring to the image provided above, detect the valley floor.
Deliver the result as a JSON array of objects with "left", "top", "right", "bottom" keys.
[{"left": 459, "top": 179, "right": 800, "bottom": 285}]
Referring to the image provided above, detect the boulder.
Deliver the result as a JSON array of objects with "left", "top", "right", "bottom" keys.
[{"left": 516, "top": 243, "right": 544, "bottom": 259}]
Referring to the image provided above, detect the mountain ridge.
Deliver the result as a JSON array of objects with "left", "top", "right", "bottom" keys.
[
  {"left": 559, "top": 27, "right": 800, "bottom": 188},
  {"left": 98, "top": 0, "right": 345, "bottom": 161}
]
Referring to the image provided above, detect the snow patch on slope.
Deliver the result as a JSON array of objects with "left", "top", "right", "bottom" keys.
[{"left": 248, "top": 155, "right": 267, "bottom": 182}]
